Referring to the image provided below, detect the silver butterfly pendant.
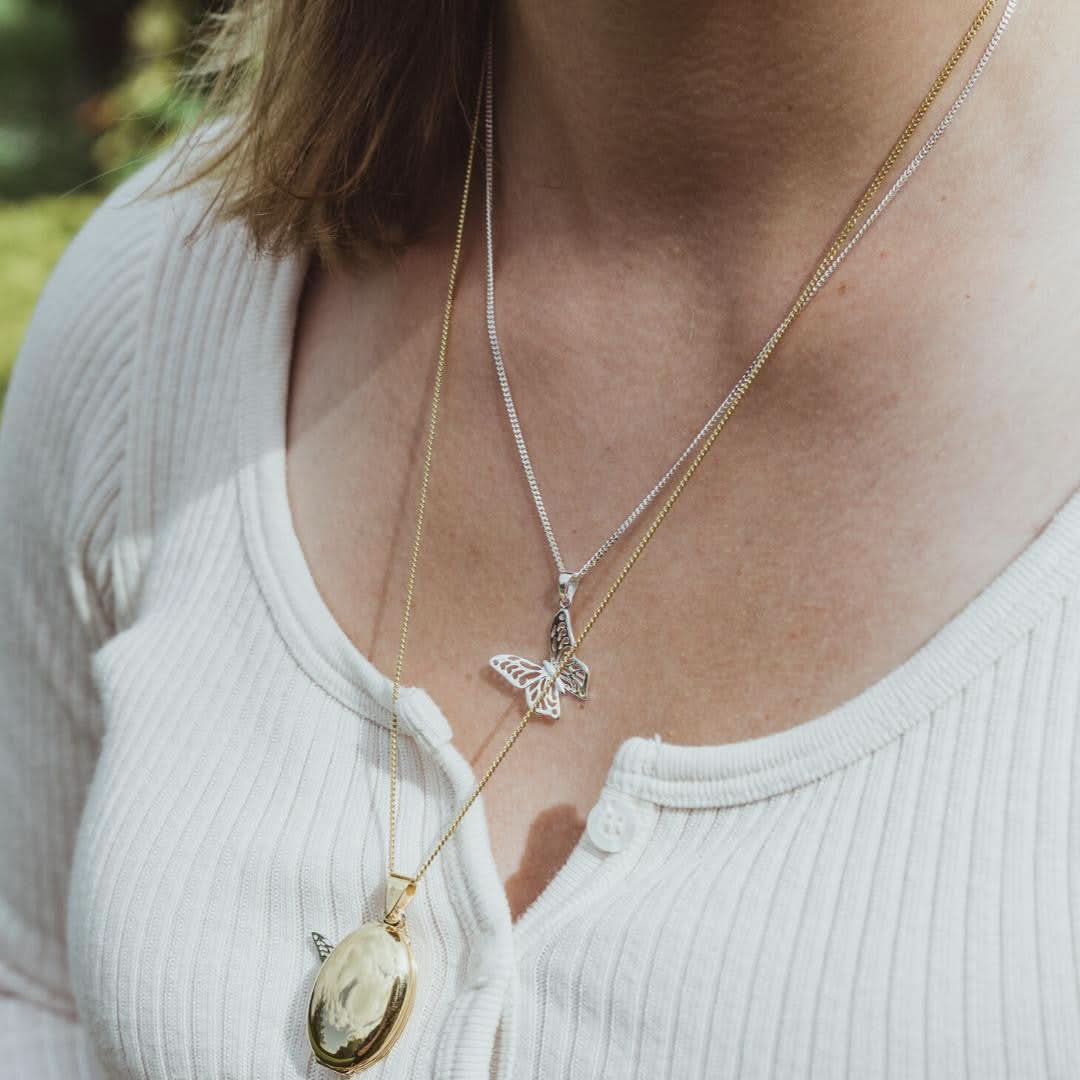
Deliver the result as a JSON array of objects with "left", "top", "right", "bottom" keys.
[{"left": 490, "top": 605, "right": 590, "bottom": 720}]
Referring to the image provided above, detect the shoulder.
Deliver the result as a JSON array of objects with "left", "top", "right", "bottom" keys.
[
  {"left": 17, "top": 118, "right": 247, "bottom": 363},
  {"left": 1, "top": 119, "right": 259, "bottom": 637}
]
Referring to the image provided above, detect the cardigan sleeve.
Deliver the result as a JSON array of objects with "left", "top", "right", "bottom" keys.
[{"left": 0, "top": 163, "right": 169, "bottom": 1077}]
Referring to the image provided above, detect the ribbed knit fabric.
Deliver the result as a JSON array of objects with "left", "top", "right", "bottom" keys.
[{"left": 2, "top": 140, "right": 1079, "bottom": 1080}]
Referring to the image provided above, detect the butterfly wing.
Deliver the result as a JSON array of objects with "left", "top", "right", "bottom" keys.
[
  {"left": 489, "top": 654, "right": 562, "bottom": 720},
  {"left": 549, "top": 606, "right": 576, "bottom": 658},
  {"left": 557, "top": 656, "right": 590, "bottom": 701},
  {"left": 549, "top": 607, "right": 589, "bottom": 701},
  {"left": 310, "top": 931, "right": 335, "bottom": 963},
  {"left": 489, "top": 654, "right": 546, "bottom": 691}
]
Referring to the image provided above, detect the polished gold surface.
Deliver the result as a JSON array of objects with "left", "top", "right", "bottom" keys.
[{"left": 307, "top": 921, "right": 417, "bottom": 1074}]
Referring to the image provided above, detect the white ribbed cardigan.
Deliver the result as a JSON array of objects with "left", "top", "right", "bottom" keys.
[{"left": 2, "top": 148, "right": 1079, "bottom": 1080}]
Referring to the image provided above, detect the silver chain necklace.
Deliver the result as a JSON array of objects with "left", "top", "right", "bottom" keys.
[{"left": 484, "top": 2, "right": 1018, "bottom": 720}]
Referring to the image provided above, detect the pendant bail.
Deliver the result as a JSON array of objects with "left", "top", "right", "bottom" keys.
[
  {"left": 558, "top": 572, "right": 578, "bottom": 609},
  {"left": 385, "top": 872, "right": 417, "bottom": 926}
]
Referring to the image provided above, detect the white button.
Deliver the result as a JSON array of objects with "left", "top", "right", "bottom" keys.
[{"left": 586, "top": 790, "right": 638, "bottom": 854}]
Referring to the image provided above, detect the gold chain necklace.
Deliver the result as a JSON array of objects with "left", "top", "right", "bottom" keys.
[{"left": 305, "top": 1, "right": 1009, "bottom": 1071}]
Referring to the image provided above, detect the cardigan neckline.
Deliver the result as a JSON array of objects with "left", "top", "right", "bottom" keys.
[{"left": 234, "top": 247, "right": 1080, "bottom": 809}]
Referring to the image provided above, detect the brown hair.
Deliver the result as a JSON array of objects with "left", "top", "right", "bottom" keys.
[{"left": 168, "top": 0, "right": 491, "bottom": 265}]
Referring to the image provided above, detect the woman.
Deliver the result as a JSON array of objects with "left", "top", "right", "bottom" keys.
[{"left": 2, "top": 0, "right": 1078, "bottom": 1076}]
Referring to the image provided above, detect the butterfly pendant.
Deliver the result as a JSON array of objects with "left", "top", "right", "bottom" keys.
[{"left": 489, "top": 605, "right": 590, "bottom": 720}]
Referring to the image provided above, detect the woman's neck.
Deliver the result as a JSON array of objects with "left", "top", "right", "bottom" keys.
[{"left": 496, "top": 0, "right": 1000, "bottom": 252}]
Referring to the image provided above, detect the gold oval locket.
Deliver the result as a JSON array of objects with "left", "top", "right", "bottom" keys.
[{"left": 307, "top": 876, "right": 417, "bottom": 1074}]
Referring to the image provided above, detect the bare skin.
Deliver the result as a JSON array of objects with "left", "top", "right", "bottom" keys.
[{"left": 285, "top": 1, "right": 1080, "bottom": 920}]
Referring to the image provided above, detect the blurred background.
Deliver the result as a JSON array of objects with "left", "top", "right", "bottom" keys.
[{"left": 0, "top": 0, "right": 210, "bottom": 412}]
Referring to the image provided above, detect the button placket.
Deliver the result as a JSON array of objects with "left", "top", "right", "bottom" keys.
[{"left": 414, "top": 703, "right": 516, "bottom": 1080}]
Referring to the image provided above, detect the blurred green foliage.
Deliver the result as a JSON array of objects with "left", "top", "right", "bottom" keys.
[
  {"left": 0, "top": 0, "right": 210, "bottom": 410},
  {"left": 0, "top": 194, "right": 101, "bottom": 370}
]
